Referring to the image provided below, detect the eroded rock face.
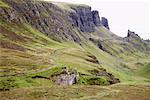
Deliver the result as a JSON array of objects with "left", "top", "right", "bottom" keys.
[
  {"left": 124, "top": 30, "right": 150, "bottom": 51},
  {"left": 92, "top": 10, "right": 101, "bottom": 26},
  {"left": 55, "top": 74, "right": 78, "bottom": 85},
  {"left": 127, "top": 30, "right": 140, "bottom": 39},
  {"left": 70, "top": 6, "right": 95, "bottom": 32},
  {"left": 1, "top": 0, "right": 110, "bottom": 41},
  {"left": 51, "top": 68, "right": 79, "bottom": 85},
  {"left": 101, "top": 17, "right": 109, "bottom": 30},
  {"left": 0, "top": 0, "right": 81, "bottom": 42},
  {"left": 69, "top": 6, "right": 101, "bottom": 32}
]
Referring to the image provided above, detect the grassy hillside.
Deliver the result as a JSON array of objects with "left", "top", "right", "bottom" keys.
[
  {"left": 0, "top": 14, "right": 149, "bottom": 94},
  {"left": 0, "top": 0, "right": 150, "bottom": 99}
]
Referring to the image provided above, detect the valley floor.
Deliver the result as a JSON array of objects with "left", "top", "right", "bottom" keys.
[{"left": 0, "top": 84, "right": 150, "bottom": 100}]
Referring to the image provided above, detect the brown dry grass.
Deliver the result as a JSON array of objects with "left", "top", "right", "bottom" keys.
[
  {"left": 0, "top": 84, "right": 149, "bottom": 100},
  {"left": 0, "top": 41, "right": 26, "bottom": 51}
]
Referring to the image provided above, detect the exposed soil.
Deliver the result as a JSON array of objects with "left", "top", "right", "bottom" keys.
[
  {"left": 0, "top": 41, "right": 26, "bottom": 51},
  {"left": 0, "top": 27, "right": 25, "bottom": 42}
]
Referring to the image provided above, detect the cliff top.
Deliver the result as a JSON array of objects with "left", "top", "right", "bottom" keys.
[{"left": 41, "top": 0, "right": 90, "bottom": 12}]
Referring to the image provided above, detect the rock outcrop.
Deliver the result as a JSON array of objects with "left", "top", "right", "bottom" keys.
[
  {"left": 124, "top": 30, "right": 150, "bottom": 51},
  {"left": 127, "top": 30, "right": 140, "bottom": 39},
  {"left": 51, "top": 68, "right": 79, "bottom": 85},
  {"left": 69, "top": 6, "right": 100, "bottom": 32},
  {"left": 55, "top": 74, "right": 78, "bottom": 85},
  {"left": 92, "top": 10, "right": 101, "bottom": 26},
  {"left": 0, "top": 0, "right": 110, "bottom": 41},
  {"left": 145, "top": 39, "right": 150, "bottom": 44},
  {"left": 101, "top": 17, "right": 109, "bottom": 30},
  {"left": 0, "top": 0, "right": 81, "bottom": 42},
  {"left": 69, "top": 6, "right": 110, "bottom": 32}
]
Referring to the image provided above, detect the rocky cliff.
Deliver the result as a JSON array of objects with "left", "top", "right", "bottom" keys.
[
  {"left": 1, "top": 0, "right": 149, "bottom": 53},
  {"left": 0, "top": 0, "right": 110, "bottom": 42},
  {"left": 101, "top": 17, "right": 109, "bottom": 30},
  {"left": 69, "top": 6, "right": 101, "bottom": 32},
  {"left": 0, "top": 0, "right": 81, "bottom": 42}
]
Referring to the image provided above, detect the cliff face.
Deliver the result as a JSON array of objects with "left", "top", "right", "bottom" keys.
[
  {"left": 69, "top": 6, "right": 101, "bottom": 32},
  {"left": 101, "top": 17, "right": 109, "bottom": 30},
  {"left": 92, "top": 10, "right": 101, "bottom": 26},
  {"left": 0, "top": 0, "right": 149, "bottom": 53},
  {"left": 0, "top": 0, "right": 109, "bottom": 41},
  {"left": 0, "top": 0, "right": 81, "bottom": 42}
]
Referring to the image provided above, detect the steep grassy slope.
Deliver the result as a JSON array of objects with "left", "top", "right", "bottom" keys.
[
  {"left": 0, "top": 18, "right": 119, "bottom": 89},
  {"left": 0, "top": 16, "right": 149, "bottom": 96},
  {"left": 0, "top": 0, "right": 150, "bottom": 99}
]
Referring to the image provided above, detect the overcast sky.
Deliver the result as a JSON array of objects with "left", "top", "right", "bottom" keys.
[{"left": 44, "top": 0, "right": 150, "bottom": 39}]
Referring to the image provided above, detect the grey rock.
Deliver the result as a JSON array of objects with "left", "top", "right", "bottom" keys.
[
  {"left": 127, "top": 30, "right": 140, "bottom": 39},
  {"left": 123, "top": 30, "right": 150, "bottom": 51},
  {"left": 56, "top": 74, "right": 78, "bottom": 85},
  {"left": 70, "top": 6, "right": 95, "bottom": 32},
  {"left": 1, "top": 0, "right": 110, "bottom": 41},
  {"left": 101, "top": 17, "right": 109, "bottom": 29},
  {"left": 145, "top": 39, "right": 150, "bottom": 43},
  {"left": 69, "top": 6, "right": 102, "bottom": 32},
  {"left": 53, "top": 68, "right": 79, "bottom": 85},
  {"left": 92, "top": 10, "right": 101, "bottom": 26},
  {"left": 1, "top": 0, "right": 81, "bottom": 42}
]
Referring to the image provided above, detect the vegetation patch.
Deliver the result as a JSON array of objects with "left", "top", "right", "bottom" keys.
[
  {"left": 136, "top": 63, "right": 150, "bottom": 79},
  {"left": 29, "top": 67, "right": 65, "bottom": 78},
  {"left": 0, "top": 1, "right": 10, "bottom": 8},
  {"left": 0, "top": 27, "right": 26, "bottom": 42},
  {"left": 78, "top": 75, "right": 110, "bottom": 85},
  {"left": 0, "top": 77, "right": 18, "bottom": 91},
  {"left": 0, "top": 41, "right": 26, "bottom": 51},
  {"left": 85, "top": 54, "right": 100, "bottom": 64}
]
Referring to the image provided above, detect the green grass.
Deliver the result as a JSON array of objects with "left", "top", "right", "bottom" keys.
[
  {"left": 0, "top": 1, "right": 10, "bottom": 8},
  {"left": 28, "top": 66, "right": 65, "bottom": 78},
  {"left": 1, "top": 19, "right": 149, "bottom": 88},
  {"left": 78, "top": 76, "right": 110, "bottom": 85},
  {"left": 0, "top": 84, "right": 150, "bottom": 100},
  {"left": 0, "top": 66, "right": 61, "bottom": 90},
  {"left": 135, "top": 63, "right": 150, "bottom": 79},
  {"left": 0, "top": 1, "right": 150, "bottom": 99},
  {"left": 48, "top": 0, "right": 90, "bottom": 12},
  {"left": 24, "top": 24, "right": 64, "bottom": 48}
]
